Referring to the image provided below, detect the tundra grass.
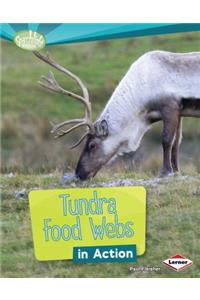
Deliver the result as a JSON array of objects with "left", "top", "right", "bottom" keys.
[{"left": 1, "top": 173, "right": 200, "bottom": 278}]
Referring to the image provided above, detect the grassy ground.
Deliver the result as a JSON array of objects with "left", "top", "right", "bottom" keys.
[{"left": 1, "top": 172, "right": 200, "bottom": 278}]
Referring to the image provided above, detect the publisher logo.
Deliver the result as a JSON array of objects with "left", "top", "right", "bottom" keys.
[
  {"left": 14, "top": 30, "right": 45, "bottom": 51},
  {"left": 163, "top": 254, "right": 193, "bottom": 272}
]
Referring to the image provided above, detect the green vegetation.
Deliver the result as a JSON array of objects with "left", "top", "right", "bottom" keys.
[{"left": 1, "top": 173, "right": 200, "bottom": 278}]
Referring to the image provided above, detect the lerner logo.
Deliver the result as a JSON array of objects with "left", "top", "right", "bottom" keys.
[
  {"left": 163, "top": 254, "right": 193, "bottom": 272},
  {"left": 14, "top": 30, "right": 45, "bottom": 51}
]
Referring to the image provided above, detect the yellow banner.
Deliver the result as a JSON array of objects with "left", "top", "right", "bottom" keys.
[{"left": 29, "top": 186, "right": 146, "bottom": 261}]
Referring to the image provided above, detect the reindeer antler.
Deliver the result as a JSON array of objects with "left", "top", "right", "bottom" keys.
[{"left": 33, "top": 51, "right": 94, "bottom": 148}]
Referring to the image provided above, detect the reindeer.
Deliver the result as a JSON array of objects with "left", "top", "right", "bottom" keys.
[{"left": 34, "top": 50, "right": 200, "bottom": 180}]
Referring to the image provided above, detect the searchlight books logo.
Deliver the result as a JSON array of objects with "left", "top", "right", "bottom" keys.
[
  {"left": 14, "top": 30, "right": 45, "bottom": 51},
  {"left": 163, "top": 254, "right": 193, "bottom": 272}
]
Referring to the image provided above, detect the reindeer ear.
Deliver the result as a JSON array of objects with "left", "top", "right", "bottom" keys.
[{"left": 95, "top": 119, "right": 109, "bottom": 137}]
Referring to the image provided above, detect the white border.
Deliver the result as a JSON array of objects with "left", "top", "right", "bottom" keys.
[
  {"left": 0, "top": 278, "right": 199, "bottom": 300},
  {"left": 0, "top": 0, "right": 200, "bottom": 22}
]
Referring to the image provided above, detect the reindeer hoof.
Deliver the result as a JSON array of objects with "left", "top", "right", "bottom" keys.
[{"left": 159, "top": 169, "right": 174, "bottom": 178}]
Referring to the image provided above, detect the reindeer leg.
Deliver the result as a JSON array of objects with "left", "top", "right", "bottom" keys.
[
  {"left": 160, "top": 105, "right": 179, "bottom": 177},
  {"left": 171, "top": 117, "right": 182, "bottom": 173}
]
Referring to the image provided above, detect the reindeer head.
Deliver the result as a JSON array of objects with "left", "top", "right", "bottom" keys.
[
  {"left": 34, "top": 51, "right": 113, "bottom": 180},
  {"left": 75, "top": 119, "right": 111, "bottom": 180}
]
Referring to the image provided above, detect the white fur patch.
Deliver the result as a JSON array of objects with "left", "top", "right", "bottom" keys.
[{"left": 102, "top": 118, "right": 150, "bottom": 156}]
